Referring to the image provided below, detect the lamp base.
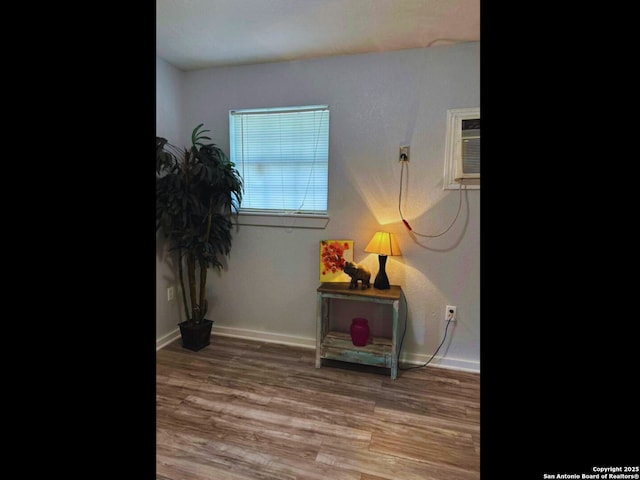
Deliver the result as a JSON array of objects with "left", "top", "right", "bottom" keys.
[{"left": 373, "top": 255, "right": 390, "bottom": 290}]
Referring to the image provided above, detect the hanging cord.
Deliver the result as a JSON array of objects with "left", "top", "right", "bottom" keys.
[
  {"left": 398, "top": 161, "right": 465, "bottom": 237},
  {"left": 398, "top": 294, "right": 454, "bottom": 371},
  {"left": 396, "top": 161, "right": 466, "bottom": 371},
  {"left": 297, "top": 109, "right": 328, "bottom": 212}
]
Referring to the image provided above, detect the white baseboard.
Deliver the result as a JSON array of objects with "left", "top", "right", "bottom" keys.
[
  {"left": 155, "top": 325, "right": 479, "bottom": 373},
  {"left": 212, "top": 325, "right": 316, "bottom": 349},
  {"left": 400, "top": 352, "right": 480, "bottom": 373},
  {"left": 156, "top": 328, "right": 181, "bottom": 351}
]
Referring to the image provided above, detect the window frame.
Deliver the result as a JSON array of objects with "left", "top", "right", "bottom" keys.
[
  {"left": 229, "top": 105, "right": 330, "bottom": 228},
  {"left": 443, "top": 107, "right": 480, "bottom": 190}
]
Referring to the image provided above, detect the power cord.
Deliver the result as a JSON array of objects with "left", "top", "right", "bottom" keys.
[
  {"left": 398, "top": 297, "right": 454, "bottom": 371},
  {"left": 398, "top": 160, "right": 465, "bottom": 237},
  {"left": 395, "top": 158, "right": 466, "bottom": 371}
]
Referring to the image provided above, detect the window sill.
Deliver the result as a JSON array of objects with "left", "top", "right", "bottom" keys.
[
  {"left": 235, "top": 211, "right": 330, "bottom": 229},
  {"left": 444, "top": 180, "right": 480, "bottom": 190}
]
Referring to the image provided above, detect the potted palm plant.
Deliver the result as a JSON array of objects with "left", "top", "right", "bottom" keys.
[{"left": 156, "top": 124, "right": 243, "bottom": 351}]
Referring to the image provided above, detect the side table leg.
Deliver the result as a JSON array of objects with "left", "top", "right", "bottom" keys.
[
  {"left": 391, "top": 299, "right": 399, "bottom": 379},
  {"left": 315, "top": 292, "right": 322, "bottom": 368}
]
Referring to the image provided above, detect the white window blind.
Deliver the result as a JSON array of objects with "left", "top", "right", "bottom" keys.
[{"left": 229, "top": 105, "right": 329, "bottom": 214}]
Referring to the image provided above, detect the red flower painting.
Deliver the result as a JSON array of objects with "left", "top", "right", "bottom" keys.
[{"left": 320, "top": 240, "right": 353, "bottom": 282}]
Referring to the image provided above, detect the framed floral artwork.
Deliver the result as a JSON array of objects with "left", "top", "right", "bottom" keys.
[{"left": 320, "top": 240, "right": 353, "bottom": 282}]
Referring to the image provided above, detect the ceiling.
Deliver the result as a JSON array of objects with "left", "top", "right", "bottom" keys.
[{"left": 157, "top": 0, "right": 480, "bottom": 71}]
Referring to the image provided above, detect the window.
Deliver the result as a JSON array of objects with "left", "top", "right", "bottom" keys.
[
  {"left": 443, "top": 107, "right": 480, "bottom": 190},
  {"left": 229, "top": 105, "right": 330, "bottom": 216}
]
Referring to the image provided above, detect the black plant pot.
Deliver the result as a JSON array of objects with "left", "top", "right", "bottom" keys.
[{"left": 178, "top": 319, "right": 214, "bottom": 351}]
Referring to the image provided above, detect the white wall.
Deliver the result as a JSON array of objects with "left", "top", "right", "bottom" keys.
[
  {"left": 158, "top": 43, "right": 480, "bottom": 371},
  {"left": 156, "top": 56, "right": 186, "bottom": 344}
]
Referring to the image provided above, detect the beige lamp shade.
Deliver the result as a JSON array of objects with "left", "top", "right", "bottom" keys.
[{"left": 364, "top": 232, "right": 402, "bottom": 256}]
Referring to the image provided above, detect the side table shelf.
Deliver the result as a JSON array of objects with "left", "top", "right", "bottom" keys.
[{"left": 315, "top": 282, "right": 403, "bottom": 379}]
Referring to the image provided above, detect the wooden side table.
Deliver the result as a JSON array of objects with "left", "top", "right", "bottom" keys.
[{"left": 315, "top": 282, "right": 403, "bottom": 379}]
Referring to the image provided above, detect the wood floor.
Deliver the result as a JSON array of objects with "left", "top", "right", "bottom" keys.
[{"left": 156, "top": 335, "right": 480, "bottom": 480}]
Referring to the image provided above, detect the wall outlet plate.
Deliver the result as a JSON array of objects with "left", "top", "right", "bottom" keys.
[
  {"left": 399, "top": 145, "right": 410, "bottom": 162},
  {"left": 445, "top": 305, "right": 457, "bottom": 322}
]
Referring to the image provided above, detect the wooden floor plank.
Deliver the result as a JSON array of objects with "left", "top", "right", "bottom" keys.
[
  {"left": 360, "top": 474, "right": 392, "bottom": 480},
  {"left": 181, "top": 394, "right": 373, "bottom": 444},
  {"left": 368, "top": 426, "right": 478, "bottom": 471},
  {"left": 372, "top": 405, "right": 479, "bottom": 435},
  {"left": 158, "top": 428, "right": 361, "bottom": 480},
  {"left": 315, "top": 443, "right": 479, "bottom": 480},
  {"left": 158, "top": 404, "right": 324, "bottom": 465},
  {"left": 157, "top": 337, "right": 480, "bottom": 479}
]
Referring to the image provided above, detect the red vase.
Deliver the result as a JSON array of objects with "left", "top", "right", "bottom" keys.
[{"left": 350, "top": 317, "right": 370, "bottom": 346}]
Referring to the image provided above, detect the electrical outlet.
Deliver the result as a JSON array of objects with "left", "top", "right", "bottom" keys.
[
  {"left": 399, "top": 145, "right": 410, "bottom": 162},
  {"left": 445, "top": 305, "right": 457, "bottom": 322},
  {"left": 167, "top": 286, "right": 175, "bottom": 302}
]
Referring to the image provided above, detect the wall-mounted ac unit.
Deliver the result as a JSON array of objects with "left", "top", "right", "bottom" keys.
[
  {"left": 444, "top": 107, "right": 480, "bottom": 189},
  {"left": 455, "top": 118, "right": 480, "bottom": 183}
]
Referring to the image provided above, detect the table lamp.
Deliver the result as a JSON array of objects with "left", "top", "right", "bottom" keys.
[{"left": 364, "top": 231, "right": 402, "bottom": 289}]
